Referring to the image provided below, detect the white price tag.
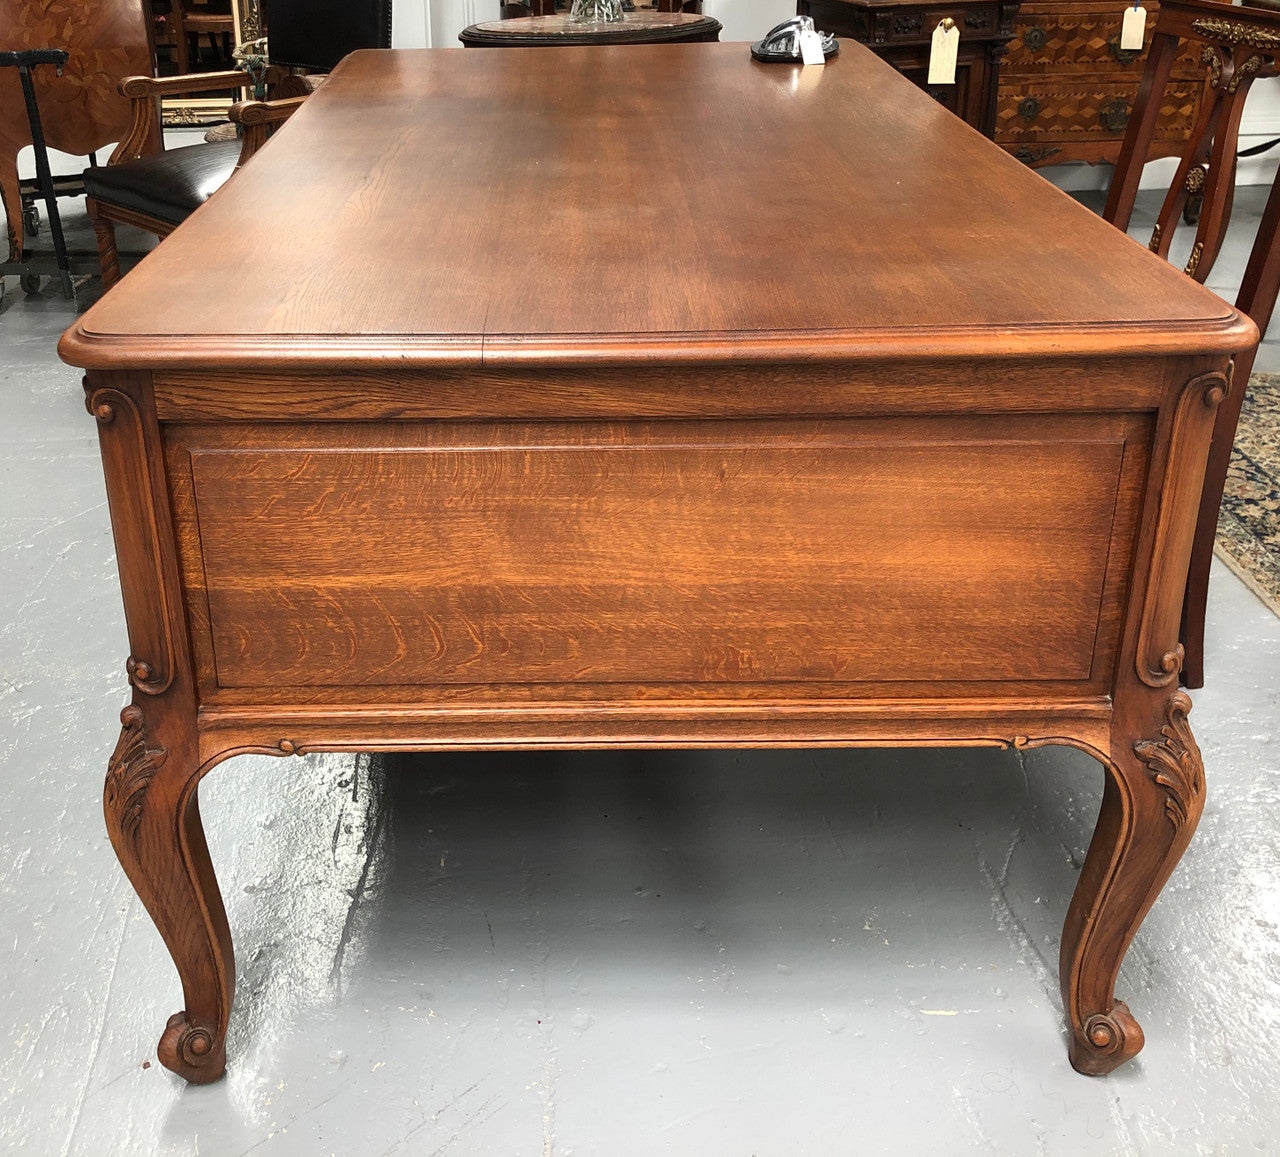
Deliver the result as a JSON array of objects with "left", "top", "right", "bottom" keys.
[
  {"left": 799, "top": 28, "right": 826, "bottom": 66},
  {"left": 928, "top": 18, "right": 959, "bottom": 85},
  {"left": 1120, "top": 4, "right": 1147, "bottom": 51}
]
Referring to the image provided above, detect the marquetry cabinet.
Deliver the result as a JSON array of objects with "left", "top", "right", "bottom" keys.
[
  {"left": 799, "top": 0, "right": 1020, "bottom": 136},
  {"left": 995, "top": 1, "right": 1205, "bottom": 166}
]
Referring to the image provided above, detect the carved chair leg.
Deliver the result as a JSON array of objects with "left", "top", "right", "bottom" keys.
[
  {"left": 86, "top": 198, "right": 121, "bottom": 289},
  {"left": 1059, "top": 690, "right": 1204, "bottom": 1075},
  {"left": 104, "top": 704, "right": 234, "bottom": 1084}
]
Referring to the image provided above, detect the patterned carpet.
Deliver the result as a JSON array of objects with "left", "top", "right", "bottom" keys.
[{"left": 1215, "top": 373, "right": 1280, "bottom": 616}]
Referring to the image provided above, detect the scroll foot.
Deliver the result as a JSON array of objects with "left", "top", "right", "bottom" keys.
[
  {"left": 158, "top": 1011, "right": 227, "bottom": 1084},
  {"left": 1058, "top": 690, "right": 1204, "bottom": 1075},
  {"left": 1067, "top": 1001, "right": 1145, "bottom": 1075},
  {"left": 105, "top": 703, "right": 234, "bottom": 1084}
]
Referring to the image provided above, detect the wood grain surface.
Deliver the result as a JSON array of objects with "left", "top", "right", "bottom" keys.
[
  {"left": 176, "top": 416, "right": 1138, "bottom": 689},
  {"left": 64, "top": 45, "right": 1258, "bottom": 1082},
  {"left": 61, "top": 43, "right": 1252, "bottom": 370}
]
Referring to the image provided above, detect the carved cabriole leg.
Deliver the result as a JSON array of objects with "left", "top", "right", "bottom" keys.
[
  {"left": 1048, "top": 366, "right": 1225, "bottom": 1073},
  {"left": 1056, "top": 691, "right": 1204, "bottom": 1074},
  {"left": 87, "top": 369, "right": 234, "bottom": 1083},
  {"left": 86, "top": 198, "right": 121, "bottom": 289},
  {"left": 105, "top": 704, "right": 233, "bottom": 1083}
]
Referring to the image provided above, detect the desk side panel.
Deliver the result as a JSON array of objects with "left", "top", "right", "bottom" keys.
[{"left": 164, "top": 413, "right": 1149, "bottom": 702}]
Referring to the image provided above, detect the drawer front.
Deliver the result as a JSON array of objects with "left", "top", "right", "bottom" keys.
[
  {"left": 1005, "top": 5, "right": 1203, "bottom": 72},
  {"left": 995, "top": 78, "right": 1201, "bottom": 142},
  {"left": 169, "top": 415, "right": 1145, "bottom": 693},
  {"left": 803, "top": 0, "right": 1004, "bottom": 44}
]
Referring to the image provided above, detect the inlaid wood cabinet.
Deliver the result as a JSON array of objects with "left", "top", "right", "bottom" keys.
[
  {"left": 799, "top": 0, "right": 1020, "bottom": 136},
  {"left": 996, "top": 1, "right": 1205, "bottom": 166}
]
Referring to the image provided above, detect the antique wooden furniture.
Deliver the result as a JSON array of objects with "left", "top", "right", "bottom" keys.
[
  {"left": 0, "top": 0, "right": 153, "bottom": 265},
  {"left": 460, "top": 11, "right": 720, "bottom": 45},
  {"left": 59, "top": 43, "right": 1255, "bottom": 1084},
  {"left": 1104, "top": 0, "right": 1280, "bottom": 689},
  {"left": 84, "top": 71, "right": 305, "bottom": 288},
  {"left": 797, "top": 0, "right": 1019, "bottom": 136},
  {"left": 168, "top": 0, "right": 237, "bottom": 74},
  {"left": 996, "top": 0, "right": 1206, "bottom": 167}
]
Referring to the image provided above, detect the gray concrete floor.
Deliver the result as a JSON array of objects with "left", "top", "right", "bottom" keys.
[{"left": 2, "top": 190, "right": 1279, "bottom": 1156}]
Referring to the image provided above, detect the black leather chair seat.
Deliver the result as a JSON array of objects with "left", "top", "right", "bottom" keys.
[{"left": 83, "top": 139, "right": 241, "bottom": 225}]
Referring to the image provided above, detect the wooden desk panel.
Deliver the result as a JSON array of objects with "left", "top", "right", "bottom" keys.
[
  {"left": 177, "top": 415, "right": 1135, "bottom": 689},
  {"left": 60, "top": 44, "right": 1256, "bottom": 1084}
]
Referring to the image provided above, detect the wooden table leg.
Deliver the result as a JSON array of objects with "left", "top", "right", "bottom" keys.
[
  {"left": 1055, "top": 688, "right": 1204, "bottom": 1074},
  {"left": 104, "top": 704, "right": 233, "bottom": 1083},
  {"left": 86, "top": 370, "right": 235, "bottom": 1082}
]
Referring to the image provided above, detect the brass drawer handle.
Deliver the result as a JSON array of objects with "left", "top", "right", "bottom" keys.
[
  {"left": 1107, "top": 35, "right": 1140, "bottom": 63},
  {"left": 1023, "top": 25, "right": 1046, "bottom": 51},
  {"left": 1100, "top": 97, "right": 1131, "bottom": 134}
]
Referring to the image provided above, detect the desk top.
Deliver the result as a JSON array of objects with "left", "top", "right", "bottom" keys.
[{"left": 61, "top": 43, "right": 1255, "bottom": 371}]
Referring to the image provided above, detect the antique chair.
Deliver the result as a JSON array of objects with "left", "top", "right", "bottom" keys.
[
  {"left": 170, "top": 0, "right": 238, "bottom": 74},
  {"left": 1103, "top": 0, "right": 1280, "bottom": 688},
  {"left": 84, "top": 71, "right": 305, "bottom": 288}
]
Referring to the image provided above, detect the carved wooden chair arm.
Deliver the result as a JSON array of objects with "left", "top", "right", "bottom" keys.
[
  {"left": 110, "top": 71, "right": 258, "bottom": 165},
  {"left": 228, "top": 96, "right": 309, "bottom": 165}
]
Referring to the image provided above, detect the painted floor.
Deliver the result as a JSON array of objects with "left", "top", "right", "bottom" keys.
[{"left": 1, "top": 189, "right": 1279, "bottom": 1156}]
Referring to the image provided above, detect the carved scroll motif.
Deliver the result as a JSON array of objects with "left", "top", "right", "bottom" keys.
[
  {"left": 82, "top": 381, "right": 176, "bottom": 697},
  {"left": 1135, "top": 370, "right": 1230, "bottom": 688},
  {"left": 1134, "top": 690, "right": 1203, "bottom": 830},
  {"left": 104, "top": 705, "right": 168, "bottom": 841}
]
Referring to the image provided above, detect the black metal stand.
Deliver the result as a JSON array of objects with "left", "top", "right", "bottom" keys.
[{"left": 1, "top": 49, "right": 75, "bottom": 300}]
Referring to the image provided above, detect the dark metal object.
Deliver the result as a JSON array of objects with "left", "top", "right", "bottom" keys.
[
  {"left": 1100, "top": 96, "right": 1131, "bottom": 134},
  {"left": 1107, "top": 35, "right": 1140, "bottom": 62},
  {"left": 751, "top": 16, "right": 839, "bottom": 61},
  {"left": 1023, "top": 24, "right": 1045, "bottom": 50},
  {"left": 0, "top": 49, "right": 74, "bottom": 299}
]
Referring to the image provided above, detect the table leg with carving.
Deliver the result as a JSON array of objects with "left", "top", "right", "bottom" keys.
[
  {"left": 1055, "top": 688, "right": 1204, "bottom": 1075},
  {"left": 87, "top": 370, "right": 234, "bottom": 1084},
  {"left": 104, "top": 704, "right": 233, "bottom": 1084},
  {"left": 1056, "top": 366, "right": 1224, "bottom": 1073}
]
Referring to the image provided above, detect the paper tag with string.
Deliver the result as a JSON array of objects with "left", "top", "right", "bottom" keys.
[
  {"left": 799, "top": 28, "right": 826, "bottom": 65},
  {"left": 1120, "top": 4, "right": 1146, "bottom": 51},
  {"left": 928, "top": 18, "right": 959, "bottom": 84}
]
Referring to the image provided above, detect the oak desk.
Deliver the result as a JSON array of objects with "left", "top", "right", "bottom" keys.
[{"left": 60, "top": 43, "right": 1255, "bottom": 1083}]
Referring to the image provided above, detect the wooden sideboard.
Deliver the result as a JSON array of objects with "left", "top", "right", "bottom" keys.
[
  {"left": 995, "top": 1, "right": 1206, "bottom": 166},
  {"left": 799, "top": 0, "right": 1020, "bottom": 136}
]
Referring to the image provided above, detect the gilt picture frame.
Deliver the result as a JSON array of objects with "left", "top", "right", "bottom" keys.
[{"left": 159, "top": 0, "right": 265, "bottom": 126}]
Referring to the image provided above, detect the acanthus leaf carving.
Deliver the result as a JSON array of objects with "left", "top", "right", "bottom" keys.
[
  {"left": 105, "top": 704, "right": 168, "bottom": 841},
  {"left": 1133, "top": 690, "right": 1203, "bottom": 831}
]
